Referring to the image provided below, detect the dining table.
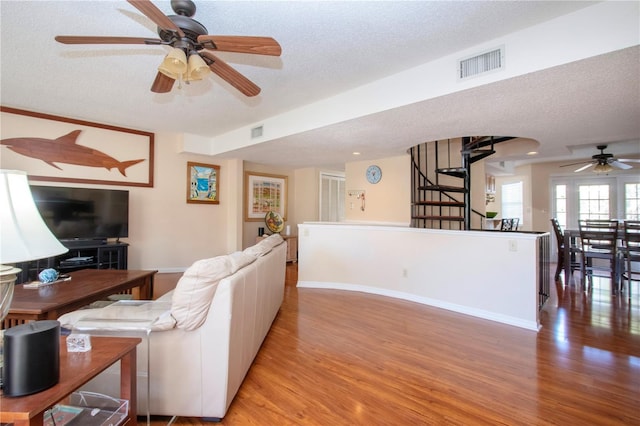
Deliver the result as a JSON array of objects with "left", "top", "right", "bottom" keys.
[{"left": 563, "top": 228, "right": 623, "bottom": 292}]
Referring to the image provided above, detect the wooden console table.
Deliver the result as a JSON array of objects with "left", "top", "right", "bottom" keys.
[
  {"left": 3, "top": 269, "right": 157, "bottom": 329},
  {"left": 0, "top": 336, "right": 141, "bottom": 426}
]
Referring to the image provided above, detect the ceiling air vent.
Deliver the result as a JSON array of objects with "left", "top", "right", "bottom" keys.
[
  {"left": 251, "top": 125, "right": 263, "bottom": 139},
  {"left": 459, "top": 46, "right": 504, "bottom": 79}
]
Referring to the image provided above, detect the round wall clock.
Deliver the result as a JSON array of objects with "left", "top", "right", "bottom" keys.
[{"left": 366, "top": 165, "right": 382, "bottom": 184}]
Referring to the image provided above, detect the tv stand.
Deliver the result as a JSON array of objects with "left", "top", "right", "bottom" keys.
[
  {"left": 15, "top": 242, "right": 128, "bottom": 284},
  {"left": 63, "top": 238, "right": 108, "bottom": 249}
]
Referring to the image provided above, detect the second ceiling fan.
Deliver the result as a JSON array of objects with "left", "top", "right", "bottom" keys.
[
  {"left": 561, "top": 145, "right": 640, "bottom": 173},
  {"left": 55, "top": 0, "right": 281, "bottom": 96}
]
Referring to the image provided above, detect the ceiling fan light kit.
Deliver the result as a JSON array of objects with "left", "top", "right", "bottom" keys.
[
  {"left": 55, "top": 0, "right": 282, "bottom": 96},
  {"left": 187, "top": 52, "right": 211, "bottom": 81},
  {"left": 593, "top": 162, "right": 614, "bottom": 174},
  {"left": 158, "top": 47, "right": 188, "bottom": 77}
]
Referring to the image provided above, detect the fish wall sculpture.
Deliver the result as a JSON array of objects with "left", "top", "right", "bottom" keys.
[{"left": 1, "top": 130, "right": 144, "bottom": 176}]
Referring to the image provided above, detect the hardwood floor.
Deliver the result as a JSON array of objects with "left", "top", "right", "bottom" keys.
[{"left": 149, "top": 265, "right": 639, "bottom": 425}]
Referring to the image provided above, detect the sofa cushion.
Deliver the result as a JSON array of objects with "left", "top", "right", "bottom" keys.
[
  {"left": 228, "top": 251, "right": 257, "bottom": 273},
  {"left": 244, "top": 234, "right": 284, "bottom": 257},
  {"left": 172, "top": 255, "right": 232, "bottom": 330},
  {"left": 264, "top": 233, "right": 285, "bottom": 248},
  {"left": 243, "top": 241, "right": 271, "bottom": 257}
]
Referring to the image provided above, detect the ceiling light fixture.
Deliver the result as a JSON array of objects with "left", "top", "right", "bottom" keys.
[
  {"left": 186, "top": 51, "right": 211, "bottom": 81},
  {"left": 593, "top": 162, "right": 613, "bottom": 173},
  {"left": 158, "top": 46, "right": 212, "bottom": 87},
  {"left": 158, "top": 47, "right": 188, "bottom": 78}
]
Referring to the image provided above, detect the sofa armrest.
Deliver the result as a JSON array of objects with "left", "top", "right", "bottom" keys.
[{"left": 58, "top": 300, "right": 175, "bottom": 331}]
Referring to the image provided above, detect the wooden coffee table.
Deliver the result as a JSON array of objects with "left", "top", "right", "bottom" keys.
[
  {"left": 0, "top": 336, "right": 141, "bottom": 426},
  {"left": 3, "top": 269, "right": 157, "bottom": 329}
]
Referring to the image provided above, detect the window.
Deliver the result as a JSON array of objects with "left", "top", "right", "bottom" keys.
[
  {"left": 625, "top": 182, "right": 640, "bottom": 220},
  {"left": 501, "top": 181, "right": 523, "bottom": 224},
  {"left": 578, "top": 184, "right": 610, "bottom": 220},
  {"left": 550, "top": 176, "right": 639, "bottom": 229},
  {"left": 554, "top": 184, "right": 567, "bottom": 228}
]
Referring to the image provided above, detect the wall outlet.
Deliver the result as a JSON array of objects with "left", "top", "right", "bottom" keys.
[
  {"left": 402, "top": 268, "right": 408, "bottom": 278},
  {"left": 509, "top": 240, "right": 517, "bottom": 252}
]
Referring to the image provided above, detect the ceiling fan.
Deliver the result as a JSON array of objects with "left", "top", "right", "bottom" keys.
[
  {"left": 55, "top": 0, "right": 281, "bottom": 96},
  {"left": 561, "top": 145, "right": 640, "bottom": 173}
]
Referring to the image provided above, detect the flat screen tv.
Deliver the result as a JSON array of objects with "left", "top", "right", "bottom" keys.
[{"left": 30, "top": 185, "right": 129, "bottom": 246}]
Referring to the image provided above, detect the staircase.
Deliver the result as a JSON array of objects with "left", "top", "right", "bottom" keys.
[{"left": 410, "top": 136, "right": 513, "bottom": 230}]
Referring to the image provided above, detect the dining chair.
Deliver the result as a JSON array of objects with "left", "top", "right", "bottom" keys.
[
  {"left": 621, "top": 220, "right": 640, "bottom": 300},
  {"left": 550, "top": 218, "right": 581, "bottom": 280},
  {"left": 500, "top": 218, "right": 514, "bottom": 231},
  {"left": 578, "top": 219, "right": 619, "bottom": 292}
]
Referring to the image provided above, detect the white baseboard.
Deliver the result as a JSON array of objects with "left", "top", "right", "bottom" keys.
[{"left": 297, "top": 280, "right": 540, "bottom": 332}]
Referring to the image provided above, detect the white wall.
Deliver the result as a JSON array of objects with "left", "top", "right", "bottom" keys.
[
  {"left": 298, "top": 223, "right": 544, "bottom": 331},
  {"left": 344, "top": 155, "right": 411, "bottom": 224},
  {"left": 126, "top": 133, "right": 240, "bottom": 271}
]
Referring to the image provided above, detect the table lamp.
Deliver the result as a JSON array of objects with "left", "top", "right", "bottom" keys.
[
  {"left": 1, "top": 170, "right": 69, "bottom": 320},
  {"left": 1, "top": 169, "right": 68, "bottom": 395}
]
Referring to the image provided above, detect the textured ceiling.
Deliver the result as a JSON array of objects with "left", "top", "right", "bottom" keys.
[{"left": 1, "top": 1, "right": 638, "bottom": 171}]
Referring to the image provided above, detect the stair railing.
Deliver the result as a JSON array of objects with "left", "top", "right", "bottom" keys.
[
  {"left": 411, "top": 136, "right": 516, "bottom": 231},
  {"left": 410, "top": 140, "right": 466, "bottom": 230}
]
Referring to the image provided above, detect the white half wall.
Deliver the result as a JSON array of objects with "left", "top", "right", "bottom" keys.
[{"left": 297, "top": 223, "right": 546, "bottom": 331}]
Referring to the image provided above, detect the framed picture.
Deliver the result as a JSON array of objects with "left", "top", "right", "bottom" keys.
[
  {"left": 244, "top": 172, "right": 287, "bottom": 221},
  {"left": 0, "top": 106, "right": 154, "bottom": 187},
  {"left": 187, "top": 162, "right": 220, "bottom": 204}
]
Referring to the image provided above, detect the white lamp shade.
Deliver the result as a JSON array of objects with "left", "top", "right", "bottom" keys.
[
  {"left": 186, "top": 53, "right": 211, "bottom": 81},
  {"left": 0, "top": 170, "right": 68, "bottom": 263},
  {"left": 158, "top": 48, "right": 187, "bottom": 78}
]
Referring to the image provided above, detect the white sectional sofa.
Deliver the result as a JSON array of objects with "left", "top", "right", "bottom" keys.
[{"left": 57, "top": 234, "right": 287, "bottom": 421}]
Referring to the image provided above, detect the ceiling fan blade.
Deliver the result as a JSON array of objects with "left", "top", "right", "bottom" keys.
[
  {"left": 150, "top": 72, "right": 175, "bottom": 93},
  {"left": 560, "top": 160, "right": 593, "bottom": 167},
  {"left": 610, "top": 160, "right": 633, "bottom": 170},
  {"left": 574, "top": 163, "right": 595, "bottom": 173},
  {"left": 200, "top": 51, "right": 261, "bottom": 97},
  {"left": 127, "top": 0, "right": 185, "bottom": 38},
  {"left": 618, "top": 158, "right": 640, "bottom": 163},
  {"left": 55, "top": 36, "right": 162, "bottom": 45},
  {"left": 198, "top": 36, "right": 282, "bottom": 56}
]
